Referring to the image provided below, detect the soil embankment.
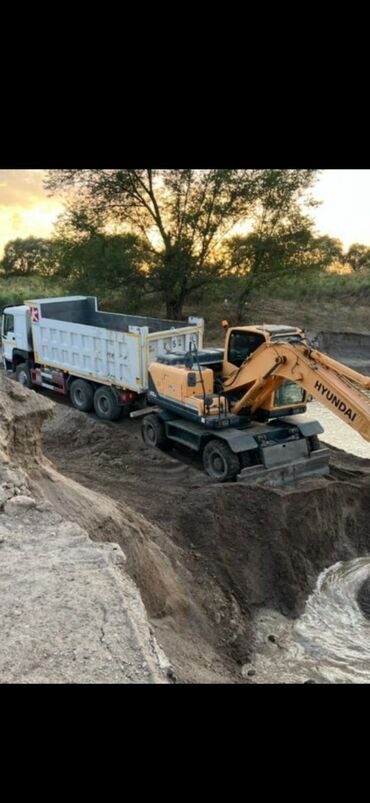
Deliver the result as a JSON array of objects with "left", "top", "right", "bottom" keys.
[
  {"left": 0, "top": 374, "right": 168, "bottom": 683},
  {"left": 308, "top": 330, "right": 370, "bottom": 375}
]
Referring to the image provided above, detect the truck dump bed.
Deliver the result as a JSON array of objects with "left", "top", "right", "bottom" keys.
[{"left": 26, "top": 296, "right": 203, "bottom": 393}]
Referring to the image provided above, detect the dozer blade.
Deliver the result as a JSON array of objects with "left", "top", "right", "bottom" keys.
[{"left": 237, "top": 445, "right": 330, "bottom": 487}]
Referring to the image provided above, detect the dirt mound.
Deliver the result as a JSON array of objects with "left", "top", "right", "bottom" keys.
[
  {"left": 0, "top": 373, "right": 178, "bottom": 682},
  {"left": 308, "top": 330, "right": 370, "bottom": 374},
  {"left": 42, "top": 404, "right": 370, "bottom": 676}
]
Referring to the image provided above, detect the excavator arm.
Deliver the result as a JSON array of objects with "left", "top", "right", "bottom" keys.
[{"left": 223, "top": 340, "right": 370, "bottom": 443}]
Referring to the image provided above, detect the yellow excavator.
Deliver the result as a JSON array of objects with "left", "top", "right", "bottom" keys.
[{"left": 138, "top": 322, "right": 370, "bottom": 485}]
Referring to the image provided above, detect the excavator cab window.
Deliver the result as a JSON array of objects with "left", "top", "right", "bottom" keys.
[{"left": 228, "top": 330, "right": 265, "bottom": 367}]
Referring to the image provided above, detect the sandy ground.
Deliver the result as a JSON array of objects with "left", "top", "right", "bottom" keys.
[{"left": 303, "top": 400, "right": 370, "bottom": 459}]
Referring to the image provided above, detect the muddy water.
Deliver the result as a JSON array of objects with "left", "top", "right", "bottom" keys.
[
  {"left": 245, "top": 558, "right": 370, "bottom": 683},
  {"left": 244, "top": 400, "right": 370, "bottom": 683}
]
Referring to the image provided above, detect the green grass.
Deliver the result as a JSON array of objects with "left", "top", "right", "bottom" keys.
[
  {"left": 258, "top": 271, "right": 370, "bottom": 300},
  {"left": 1, "top": 269, "right": 370, "bottom": 338},
  {"left": 0, "top": 275, "right": 67, "bottom": 308}
]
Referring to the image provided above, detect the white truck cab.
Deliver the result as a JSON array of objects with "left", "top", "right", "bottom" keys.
[{"left": 1, "top": 305, "right": 32, "bottom": 369}]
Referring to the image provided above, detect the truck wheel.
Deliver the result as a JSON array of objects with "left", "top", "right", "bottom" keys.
[
  {"left": 15, "top": 363, "right": 32, "bottom": 389},
  {"left": 202, "top": 439, "right": 240, "bottom": 481},
  {"left": 70, "top": 379, "right": 94, "bottom": 412},
  {"left": 141, "top": 414, "right": 168, "bottom": 449},
  {"left": 93, "top": 386, "right": 122, "bottom": 421}
]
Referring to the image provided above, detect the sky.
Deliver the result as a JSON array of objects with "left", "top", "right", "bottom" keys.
[{"left": 0, "top": 169, "right": 370, "bottom": 257}]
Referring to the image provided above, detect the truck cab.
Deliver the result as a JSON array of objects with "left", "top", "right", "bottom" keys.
[{"left": 1, "top": 305, "right": 32, "bottom": 371}]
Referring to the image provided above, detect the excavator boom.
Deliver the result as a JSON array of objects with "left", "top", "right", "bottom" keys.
[{"left": 224, "top": 340, "right": 370, "bottom": 443}]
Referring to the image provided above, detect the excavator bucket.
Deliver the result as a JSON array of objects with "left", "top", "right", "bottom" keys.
[
  {"left": 227, "top": 416, "right": 329, "bottom": 487},
  {"left": 237, "top": 444, "right": 330, "bottom": 487}
]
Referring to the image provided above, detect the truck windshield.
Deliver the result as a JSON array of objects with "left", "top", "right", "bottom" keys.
[{"left": 228, "top": 331, "right": 265, "bottom": 367}]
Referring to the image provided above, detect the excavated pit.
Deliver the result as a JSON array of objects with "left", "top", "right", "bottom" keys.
[
  {"left": 41, "top": 403, "right": 370, "bottom": 680},
  {"left": 307, "top": 330, "right": 370, "bottom": 375},
  {"left": 3, "top": 330, "right": 370, "bottom": 682},
  {"left": 357, "top": 578, "right": 370, "bottom": 620}
]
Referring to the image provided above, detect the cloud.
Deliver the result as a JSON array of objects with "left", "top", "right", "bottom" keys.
[
  {"left": 0, "top": 170, "right": 63, "bottom": 256},
  {"left": 0, "top": 169, "right": 48, "bottom": 207}
]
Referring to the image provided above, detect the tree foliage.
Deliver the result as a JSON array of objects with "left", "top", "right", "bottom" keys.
[
  {"left": 1, "top": 237, "right": 57, "bottom": 276},
  {"left": 53, "top": 205, "right": 149, "bottom": 305},
  {"left": 45, "top": 169, "right": 319, "bottom": 318},
  {"left": 346, "top": 243, "right": 370, "bottom": 272},
  {"left": 224, "top": 224, "right": 343, "bottom": 319}
]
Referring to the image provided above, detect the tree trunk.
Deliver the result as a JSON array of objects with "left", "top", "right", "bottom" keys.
[
  {"left": 236, "top": 284, "right": 252, "bottom": 323},
  {"left": 165, "top": 298, "right": 184, "bottom": 320}
]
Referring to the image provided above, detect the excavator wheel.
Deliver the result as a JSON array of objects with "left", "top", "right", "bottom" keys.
[
  {"left": 141, "top": 414, "right": 168, "bottom": 449},
  {"left": 308, "top": 434, "right": 321, "bottom": 452},
  {"left": 202, "top": 439, "right": 240, "bottom": 482}
]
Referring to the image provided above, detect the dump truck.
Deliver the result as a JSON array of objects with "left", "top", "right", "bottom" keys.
[
  {"left": 139, "top": 322, "right": 370, "bottom": 485},
  {"left": 1, "top": 296, "right": 204, "bottom": 420}
]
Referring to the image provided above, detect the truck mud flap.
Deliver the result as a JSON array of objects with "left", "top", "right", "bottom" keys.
[{"left": 237, "top": 447, "right": 330, "bottom": 487}]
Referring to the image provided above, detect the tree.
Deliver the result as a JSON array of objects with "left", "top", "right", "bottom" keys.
[
  {"left": 346, "top": 243, "right": 370, "bottom": 272},
  {"left": 54, "top": 232, "right": 148, "bottom": 307},
  {"left": 45, "top": 169, "right": 319, "bottom": 319},
  {"left": 306, "top": 234, "right": 343, "bottom": 270},
  {"left": 1, "top": 237, "right": 57, "bottom": 276},
  {"left": 52, "top": 206, "right": 149, "bottom": 307},
  {"left": 224, "top": 225, "right": 343, "bottom": 320}
]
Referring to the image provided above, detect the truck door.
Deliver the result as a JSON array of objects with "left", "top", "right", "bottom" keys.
[
  {"left": 1, "top": 307, "right": 32, "bottom": 369},
  {"left": 1, "top": 311, "right": 16, "bottom": 365}
]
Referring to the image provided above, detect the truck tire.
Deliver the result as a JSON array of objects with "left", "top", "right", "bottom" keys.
[
  {"left": 202, "top": 439, "right": 240, "bottom": 481},
  {"left": 141, "top": 414, "right": 168, "bottom": 449},
  {"left": 70, "top": 379, "right": 94, "bottom": 412},
  {"left": 15, "top": 363, "right": 32, "bottom": 389},
  {"left": 93, "top": 386, "right": 122, "bottom": 421}
]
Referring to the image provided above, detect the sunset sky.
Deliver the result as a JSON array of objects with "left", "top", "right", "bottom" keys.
[{"left": 0, "top": 169, "right": 370, "bottom": 256}]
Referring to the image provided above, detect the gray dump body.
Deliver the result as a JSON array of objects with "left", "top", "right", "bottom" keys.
[{"left": 25, "top": 296, "right": 204, "bottom": 392}]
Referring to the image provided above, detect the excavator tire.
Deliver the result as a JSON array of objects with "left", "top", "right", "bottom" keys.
[
  {"left": 308, "top": 434, "right": 321, "bottom": 452},
  {"left": 141, "top": 414, "right": 168, "bottom": 449},
  {"left": 202, "top": 439, "right": 240, "bottom": 482}
]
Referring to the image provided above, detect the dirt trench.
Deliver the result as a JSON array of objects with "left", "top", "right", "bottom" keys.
[{"left": 41, "top": 404, "right": 370, "bottom": 681}]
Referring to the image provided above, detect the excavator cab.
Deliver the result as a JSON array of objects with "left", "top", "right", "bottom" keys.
[{"left": 222, "top": 325, "right": 309, "bottom": 418}]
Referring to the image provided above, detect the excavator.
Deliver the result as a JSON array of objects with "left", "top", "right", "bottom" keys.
[{"left": 138, "top": 322, "right": 370, "bottom": 485}]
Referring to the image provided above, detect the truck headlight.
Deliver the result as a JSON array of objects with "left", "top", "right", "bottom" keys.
[{"left": 274, "top": 381, "right": 305, "bottom": 406}]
